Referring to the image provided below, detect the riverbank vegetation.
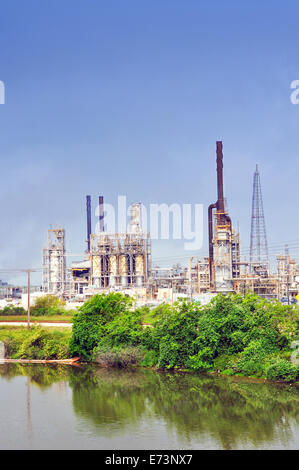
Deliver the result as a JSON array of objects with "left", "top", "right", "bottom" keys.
[
  {"left": 2, "top": 292, "right": 298, "bottom": 382},
  {"left": 70, "top": 292, "right": 299, "bottom": 382},
  {"left": 0, "top": 326, "right": 71, "bottom": 359}
]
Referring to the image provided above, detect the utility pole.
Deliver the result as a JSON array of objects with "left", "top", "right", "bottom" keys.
[
  {"left": 27, "top": 269, "right": 31, "bottom": 329},
  {"left": 189, "top": 257, "right": 193, "bottom": 302},
  {"left": 285, "top": 245, "right": 290, "bottom": 306},
  {"left": 172, "top": 280, "right": 174, "bottom": 305},
  {"left": 0, "top": 268, "right": 37, "bottom": 325}
]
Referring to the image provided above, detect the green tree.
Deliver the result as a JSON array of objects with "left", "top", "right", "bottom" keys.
[
  {"left": 30, "top": 295, "right": 66, "bottom": 316},
  {"left": 141, "top": 300, "right": 202, "bottom": 369},
  {"left": 188, "top": 293, "right": 291, "bottom": 371},
  {"left": 69, "top": 293, "right": 132, "bottom": 359}
]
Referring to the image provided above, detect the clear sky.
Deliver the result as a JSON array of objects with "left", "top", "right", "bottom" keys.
[{"left": 1, "top": 0, "right": 299, "bottom": 284}]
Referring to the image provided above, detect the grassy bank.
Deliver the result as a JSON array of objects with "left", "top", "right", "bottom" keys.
[
  {"left": 0, "top": 315, "right": 73, "bottom": 323},
  {"left": 0, "top": 326, "right": 71, "bottom": 360}
]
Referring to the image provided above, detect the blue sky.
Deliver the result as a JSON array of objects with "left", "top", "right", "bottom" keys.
[{"left": 1, "top": 1, "right": 299, "bottom": 284}]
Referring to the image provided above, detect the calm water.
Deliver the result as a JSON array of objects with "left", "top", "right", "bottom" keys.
[{"left": 0, "top": 363, "right": 298, "bottom": 450}]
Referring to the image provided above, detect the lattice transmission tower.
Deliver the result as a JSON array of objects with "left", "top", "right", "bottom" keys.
[{"left": 249, "top": 164, "right": 269, "bottom": 275}]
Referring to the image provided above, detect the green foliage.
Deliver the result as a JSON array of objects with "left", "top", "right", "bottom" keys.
[
  {"left": 92, "top": 307, "right": 144, "bottom": 366},
  {"left": 69, "top": 293, "right": 132, "bottom": 359},
  {"left": 0, "top": 326, "right": 71, "bottom": 359},
  {"left": 94, "top": 345, "right": 144, "bottom": 368},
  {"left": 192, "top": 294, "right": 289, "bottom": 362},
  {"left": 158, "top": 336, "right": 181, "bottom": 369},
  {"left": 147, "top": 303, "right": 172, "bottom": 322},
  {"left": 96, "top": 308, "right": 143, "bottom": 349},
  {"left": 139, "top": 349, "right": 159, "bottom": 367},
  {"left": 265, "top": 359, "right": 299, "bottom": 382},
  {"left": 138, "top": 293, "right": 298, "bottom": 378},
  {"left": 0, "top": 305, "right": 27, "bottom": 316},
  {"left": 141, "top": 300, "right": 202, "bottom": 369},
  {"left": 68, "top": 291, "right": 299, "bottom": 382},
  {"left": 30, "top": 295, "right": 67, "bottom": 316},
  {"left": 138, "top": 305, "right": 154, "bottom": 324},
  {"left": 17, "top": 329, "right": 44, "bottom": 358},
  {"left": 263, "top": 299, "right": 299, "bottom": 340},
  {"left": 214, "top": 354, "right": 235, "bottom": 371},
  {"left": 232, "top": 340, "right": 272, "bottom": 377},
  {"left": 185, "top": 352, "right": 214, "bottom": 371}
]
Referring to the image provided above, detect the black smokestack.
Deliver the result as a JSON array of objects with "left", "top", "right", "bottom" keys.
[
  {"left": 208, "top": 141, "right": 230, "bottom": 290},
  {"left": 216, "top": 141, "right": 225, "bottom": 215},
  {"left": 99, "top": 196, "right": 104, "bottom": 232},
  {"left": 86, "top": 195, "right": 91, "bottom": 252}
]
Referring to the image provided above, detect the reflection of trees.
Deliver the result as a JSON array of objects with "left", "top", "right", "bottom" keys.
[
  {"left": 69, "top": 368, "right": 299, "bottom": 449},
  {"left": 70, "top": 367, "right": 150, "bottom": 432},
  {"left": 150, "top": 374, "right": 299, "bottom": 449},
  {"left": 0, "top": 364, "right": 298, "bottom": 449},
  {"left": 0, "top": 363, "right": 71, "bottom": 389}
]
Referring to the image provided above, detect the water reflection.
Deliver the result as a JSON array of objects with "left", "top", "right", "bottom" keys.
[{"left": 0, "top": 364, "right": 298, "bottom": 449}]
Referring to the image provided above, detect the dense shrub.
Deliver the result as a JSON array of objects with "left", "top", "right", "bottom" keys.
[
  {"left": 266, "top": 359, "right": 299, "bottom": 382},
  {"left": 94, "top": 345, "right": 144, "bottom": 368},
  {"left": 186, "top": 294, "right": 290, "bottom": 370},
  {"left": 141, "top": 300, "right": 202, "bottom": 369},
  {"left": 0, "top": 305, "right": 27, "bottom": 316},
  {"left": 0, "top": 326, "right": 71, "bottom": 360},
  {"left": 262, "top": 299, "right": 299, "bottom": 340},
  {"left": 96, "top": 308, "right": 144, "bottom": 349},
  {"left": 139, "top": 349, "right": 159, "bottom": 368},
  {"left": 69, "top": 293, "right": 133, "bottom": 359},
  {"left": 232, "top": 340, "right": 273, "bottom": 377},
  {"left": 30, "top": 295, "right": 67, "bottom": 316},
  {"left": 68, "top": 291, "right": 299, "bottom": 381},
  {"left": 138, "top": 293, "right": 296, "bottom": 374},
  {"left": 92, "top": 307, "right": 144, "bottom": 367}
]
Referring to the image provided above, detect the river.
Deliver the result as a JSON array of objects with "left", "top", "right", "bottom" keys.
[{"left": 0, "top": 364, "right": 298, "bottom": 450}]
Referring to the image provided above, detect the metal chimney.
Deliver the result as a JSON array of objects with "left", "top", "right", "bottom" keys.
[
  {"left": 208, "top": 141, "right": 231, "bottom": 289},
  {"left": 99, "top": 196, "right": 104, "bottom": 232},
  {"left": 86, "top": 195, "right": 91, "bottom": 252},
  {"left": 216, "top": 141, "right": 225, "bottom": 215}
]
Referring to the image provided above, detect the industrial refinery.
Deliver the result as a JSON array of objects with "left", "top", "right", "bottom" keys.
[{"left": 40, "top": 141, "right": 299, "bottom": 305}]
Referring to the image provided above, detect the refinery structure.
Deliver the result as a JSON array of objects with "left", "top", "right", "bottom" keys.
[
  {"left": 40, "top": 141, "right": 299, "bottom": 305},
  {"left": 71, "top": 201, "right": 152, "bottom": 303}
]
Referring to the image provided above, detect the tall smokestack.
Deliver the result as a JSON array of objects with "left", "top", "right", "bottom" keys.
[
  {"left": 216, "top": 141, "right": 225, "bottom": 215},
  {"left": 86, "top": 195, "right": 91, "bottom": 252},
  {"left": 99, "top": 196, "right": 104, "bottom": 232},
  {"left": 208, "top": 141, "right": 231, "bottom": 289}
]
